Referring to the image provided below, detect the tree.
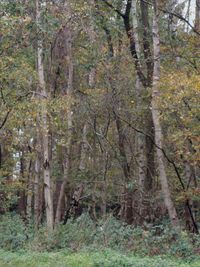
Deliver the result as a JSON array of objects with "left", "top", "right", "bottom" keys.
[
  {"left": 36, "top": 0, "right": 54, "bottom": 231},
  {"left": 151, "top": 0, "right": 180, "bottom": 230}
]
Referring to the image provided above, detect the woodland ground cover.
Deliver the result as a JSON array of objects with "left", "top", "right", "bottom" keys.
[
  {"left": 0, "top": 249, "right": 200, "bottom": 267},
  {"left": 0, "top": 214, "right": 200, "bottom": 267}
]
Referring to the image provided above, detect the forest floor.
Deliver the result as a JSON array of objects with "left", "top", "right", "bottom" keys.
[{"left": 0, "top": 249, "right": 200, "bottom": 267}]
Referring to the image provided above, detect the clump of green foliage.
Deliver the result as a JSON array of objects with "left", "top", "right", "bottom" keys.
[
  {"left": 0, "top": 214, "right": 28, "bottom": 251},
  {"left": 31, "top": 213, "right": 95, "bottom": 251}
]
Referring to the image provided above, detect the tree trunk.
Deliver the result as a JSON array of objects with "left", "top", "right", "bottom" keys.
[
  {"left": 55, "top": 95, "right": 73, "bottom": 224},
  {"left": 55, "top": 151, "right": 71, "bottom": 223},
  {"left": 79, "top": 124, "right": 88, "bottom": 171},
  {"left": 151, "top": 0, "right": 180, "bottom": 231},
  {"left": 195, "top": 0, "right": 200, "bottom": 31},
  {"left": 115, "top": 115, "right": 130, "bottom": 180},
  {"left": 63, "top": 184, "right": 84, "bottom": 224},
  {"left": 132, "top": 0, "right": 153, "bottom": 219},
  {"left": 26, "top": 157, "right": 33, "bottom": 223},
  {"left": 18, "top": 151, "right": 26, "bottom": 218},
  {"left": 34, "top": 153, "right": 40, "bottom": 229},
  {"left": 55, "top": 5, "right": 74, "bottom": 223},
  {"left": 132, "top": 1, "right": 146, "bottom": 200},
  {"left": 133, "top": 0, "right": 155, "bottom": 190},
  {"left": 36, "top": 0, "right": 54, "bottom": 231}
]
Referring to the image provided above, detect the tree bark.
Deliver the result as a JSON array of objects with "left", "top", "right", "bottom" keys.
[
  {"left": 36, "top": 0, "right": 54, "bottom": 231},
  {"left": 132, "top": 0, "right": 147, "bottom": 192},
  {"left": 18, "top": 151, "right": 26, "bottom": 218},
  {"left": 34, "top": 151, "right": 40, "bottom": 229},
  {"left": 79, "top": 124, "right": 88, "bottom": 171},
  {"left": 26, "top": 156, "right": 33, "bottom": 223},
  {"left": 132, "top": 0, "right": 154, "bottom": 220},
  {"left": 55, "top": 4, "right": 74, "bottom": 223},
  {"left": 195, "top": 0, "right": 200, "bottom": 31},
  {"left": 151, "top": 0, "right": 180, "bottom": 231},
  {"left": 63, "top": 184, "right": 84, "bottom": 224}
]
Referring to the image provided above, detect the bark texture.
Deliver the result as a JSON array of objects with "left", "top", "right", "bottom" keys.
[
  {"left": 195, "top": 0, "right": 200, "bottom": 31},
  {"left": 55, "top": 2, "right": 74, "bottom": 223},
  {"left": 151, "top": 0, "right": 180, "bottom": 231},
  {"left": 36, "top": 0, "right": 54, "bottom": 231}
]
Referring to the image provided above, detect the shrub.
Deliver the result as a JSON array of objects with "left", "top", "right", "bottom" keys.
[
  {"left": 93, "top": 216, "right": 135, "bottom": 250},
  {"left": 31, "top": 213, "right": 95, "bottom": 251},
  {"left": 0, "top": 213, "right": 28, "bottom": 251},
  {"left": 169, "top": 232, "right": 194, "bottom": 258}
]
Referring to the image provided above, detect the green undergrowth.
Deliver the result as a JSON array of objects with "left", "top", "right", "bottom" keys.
[
  {"left": 0, "top": 213, "right": 200, "bottom": 266},
  {"left": 0, "top": 249, "right": 200, "bottom": 267}
]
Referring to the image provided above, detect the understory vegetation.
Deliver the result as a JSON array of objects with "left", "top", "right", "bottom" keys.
[{"left": 0, "top": 213, "right": 200, "bottom": 266}]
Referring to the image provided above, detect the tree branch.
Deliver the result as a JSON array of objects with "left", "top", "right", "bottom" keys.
[
  {"left": 0, "top": 109, "right": 11, "bottom": 130},
  {"left": 142, "top": 0, "right": 200, "bottom": 36},
  {"left": 101, "top": 0, "right": 125, "bottom": 18},
  {"left": 124, "top": 0, "right": 132, "bottom": 18}
]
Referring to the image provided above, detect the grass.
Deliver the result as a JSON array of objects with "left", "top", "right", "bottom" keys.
[{"left": 0, "top": 249, "right": 200, "bottom": 267}]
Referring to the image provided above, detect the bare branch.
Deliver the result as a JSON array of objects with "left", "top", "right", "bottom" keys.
[
  {"left": 0, "top": 109, "right": 11, "bottom": 130},
  {"left": 142, "top": 0, "right": 200, "bottom": 36},
  {"left": 101, "top": 0, "right": 125, "bottom": 18}
]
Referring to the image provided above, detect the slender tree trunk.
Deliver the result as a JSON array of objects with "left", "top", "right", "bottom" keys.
[
  {"left": 184, "top": 161, "right": 195, "bottom": 231},
  {"left": 114, "top": 115, "right": 130, "bottom": 180},
  {"left": 63, "top": 184, "right": 84, "bottom": 224},
  {"left": 79, "top": 124, "right": 88, "bottom": 171},
  {"left": 79, "top": 0, "right": 96, "bottom": 172},
  {"left": 140, "top": 0, "right": 155, "bottom": 190},
  {"left": 132, "top": 0, "right": 155, "bottom": 193},
  {"left": 55, "top": 94, "right": 73, "bottom": 223},
  {"left": 55, "top": 95, "right": 73, "bottom": 224},
  {"left": 151, "top": 0, "right": 180, "bottom": 231},
  {"left": 132, "top": 0, "right": 146, "bottom": 189},
  {"left": 55, "top": 6, "right": 74, "bottom": 223},
  {"left": 195, "top": 0, "right": 200, "bottom": 31},
  {"left": 91, "top": 123, "right": 97, "bottom": 221},
  {"left": 18, "top": 151, "right": 26, "bottom": 218},
  {"left": 100, "top": 152, "right": 109, "bottom": 217},
  {"left": 34, "top": 153, "right": 40, "bottom": 228},
  {"left": 0, "top": 145, "right": 2, "bottom": 169},
  {"left": 55, "top": 155, "right": 70, "bottom": 224},
  {"left": 34, "top": 101, "right": 42, "bottom": 228},
  {"left": 36, "top": 0, "right": 54, "bottom": 231},
  {"left": 26, "top": 157, "right": 33, "bottom": 223},
  {"left": 132, "top": 0, "right": 151, "bottom": 220},
  {"left": 78, "top": 0, "right": 97, "bottom": 217}
]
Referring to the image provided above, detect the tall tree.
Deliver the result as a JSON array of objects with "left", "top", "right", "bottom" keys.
[
  {"left": 36, "top": 0, "right": 54, "bottom": 231},
  {"left": 55, "top": 1, "right": 74, "bottom": 224},
  {"left": 151, "top": 0, "right": 180, "bottom": 230}
]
